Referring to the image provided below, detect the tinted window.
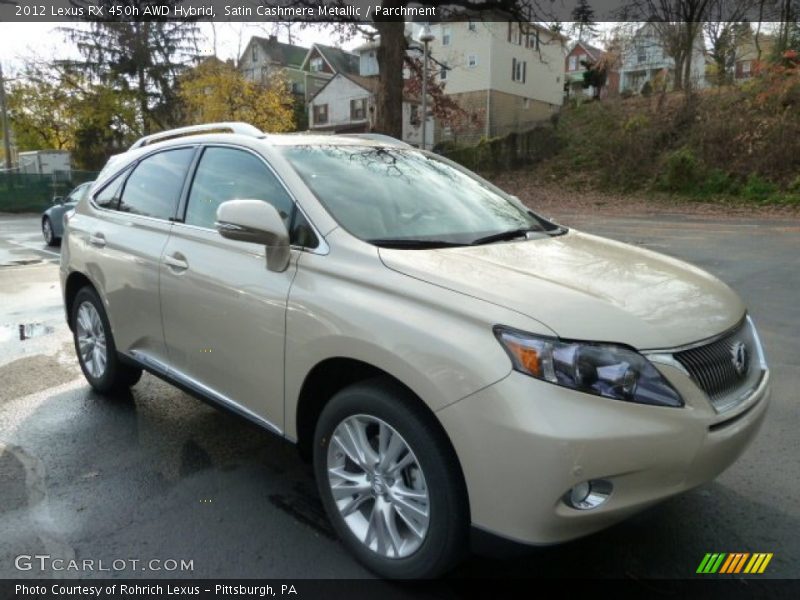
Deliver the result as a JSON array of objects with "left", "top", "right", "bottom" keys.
[
  {"left": 289, "top": 209, "right": 318, "bottom": 249},
  {"left": 185, "top": 147, "right": 294, "bottom": 230},
  {"left": 94, "top": 169, "right": 130, "bottom": 210},
  {"left": 119, "top": 148, "right": 194, "bottom": 220}
]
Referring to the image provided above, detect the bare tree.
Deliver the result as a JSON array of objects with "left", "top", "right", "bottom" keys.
[
  {"left": 704, "top": 0, "right": 751, "bottom": 85},
  {"left": 623, "top": 0, "right": 712, "bottom": 91}
]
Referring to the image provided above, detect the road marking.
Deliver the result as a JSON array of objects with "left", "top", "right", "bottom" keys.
[{"left": 6, "top": 239, "right": 61, "bottom": 258}]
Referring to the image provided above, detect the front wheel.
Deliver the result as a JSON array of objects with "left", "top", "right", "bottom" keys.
[
  {"left": 71, "top": 286, "right": 142, "bottom": 393},
  {"left": 313, "top": 378, "right": 468, "bottom": 578},
  {"left": 42, "top": 217, "right": 57, "bottom": 246}
]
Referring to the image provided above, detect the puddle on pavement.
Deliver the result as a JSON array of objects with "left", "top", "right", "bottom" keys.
[
  {"left": 0, "top": 259, "right": 44, "bottom": 267},
  {"left": 0, "top": 323, "right": 56, "bottom": 342}
]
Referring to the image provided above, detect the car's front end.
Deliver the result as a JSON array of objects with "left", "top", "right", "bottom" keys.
[{"left": 438, "top": 315, "right": 769, "bottom": 545}]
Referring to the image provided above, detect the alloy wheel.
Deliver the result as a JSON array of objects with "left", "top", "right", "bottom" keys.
[
  {"left": 42, "top": 219, "right": 53, "bottom": 244},
  {"left": 76, "top": 301, "right": 107, "bottom": 379},
  {"left": 327, "top": 414, "right": 430, "bottom": 559}
]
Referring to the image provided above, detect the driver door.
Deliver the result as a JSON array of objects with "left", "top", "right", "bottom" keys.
[{"left": 159, "top": 145, "right": 298, "bottom": 432}]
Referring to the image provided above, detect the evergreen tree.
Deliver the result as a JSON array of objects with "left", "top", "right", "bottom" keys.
[
  {"left": 61, "top": 8, "right": 199, "bottom": 135},
  {"left": 571, "top": 0, "right": 599, "bottom": 42}
]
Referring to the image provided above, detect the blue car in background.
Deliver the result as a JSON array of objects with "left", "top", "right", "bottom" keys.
[{"left": 41, "top": 181, "right": 94, "bottom": 246}]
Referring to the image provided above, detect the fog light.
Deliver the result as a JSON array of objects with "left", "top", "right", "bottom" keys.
[{"left": 564, "top": 479, "right": 613, "bottom": 510}]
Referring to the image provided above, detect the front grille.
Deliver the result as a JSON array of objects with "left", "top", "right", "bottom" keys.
[{"left": 673, "top": 319, "right": 763, "bottom": 412}]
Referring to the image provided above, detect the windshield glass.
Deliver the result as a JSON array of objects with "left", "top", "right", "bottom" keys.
[{"left": 278, "top": 145, "right": 545, "bottom": 246}]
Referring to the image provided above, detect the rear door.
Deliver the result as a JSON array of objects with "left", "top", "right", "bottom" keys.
[
  {"left": 84, "top": 147, "right": 196, "bottom": 367},
  {"left": 159, "top": 145, "right": 299, "bottom": 432}
]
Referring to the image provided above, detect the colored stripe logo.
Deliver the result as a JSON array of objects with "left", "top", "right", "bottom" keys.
[{"left": 697, "top": 552, "right": 773, "bottom": 574}]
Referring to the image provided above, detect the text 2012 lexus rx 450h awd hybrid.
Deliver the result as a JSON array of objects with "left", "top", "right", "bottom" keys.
[{"left": 61, "top": 123, "right": 769, "bottom": 579}]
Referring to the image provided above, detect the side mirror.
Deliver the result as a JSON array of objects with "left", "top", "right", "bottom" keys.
[
  {"left": 52, "top": 196, "right": 64, "bottom": 206},
  {"left": 215, "top": 199, "right": 291, "bottom": 272}
]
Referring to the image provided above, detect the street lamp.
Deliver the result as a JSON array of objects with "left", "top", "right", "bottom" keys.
[{"left": 419, "top": 23, "right": 435, "bottom": 151}]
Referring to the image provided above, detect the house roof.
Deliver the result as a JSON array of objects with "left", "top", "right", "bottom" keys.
[
  {"left": 571, "top": 40, "right": 605, "bottom": 60},
  {"left": 309, "top": 72, "right": 419, "bottom": 104},
  {"left": 246, "top": 36, "right": 308, "bottom": 69},
  {"left": 302, "top": 43, "right": 360, "bottom": 74}
]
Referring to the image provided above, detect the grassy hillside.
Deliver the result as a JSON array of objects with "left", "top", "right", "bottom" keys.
[{"left": 534, "top": 57, "right": 800, "bottom": 205}]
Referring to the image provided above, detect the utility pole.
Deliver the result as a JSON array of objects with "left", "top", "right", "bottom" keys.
[
  {"left": 419, "top": 24, "right": 435, "bottom": 151},
  {"left": 0, "top": 61, "right": 12, "bottom": 170}
]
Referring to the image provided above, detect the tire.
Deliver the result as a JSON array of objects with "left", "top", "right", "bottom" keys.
[
  {"left": 313, "top": 378, "right": 468, "bottom": 579},
  {"left": 42, "top": 217, "right": 58, "bottom": 246},
  {"left": 71, "top": 286, "right": 142, "bottom": 394}
]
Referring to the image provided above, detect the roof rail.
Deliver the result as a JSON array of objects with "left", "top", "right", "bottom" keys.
[
  {"left": 340, "top": 133, "right": 412, "bottom": 147},
  {"left": 129, "top": 122, "right": 264, "bottom": 150}
]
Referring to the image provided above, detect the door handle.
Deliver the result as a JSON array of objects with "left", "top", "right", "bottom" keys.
[
  {"left": 89, "top": 233, "right": 106, "bottom": 247},
  {"left": 164, "top": 253, "right": 189, "bottom": 271}
]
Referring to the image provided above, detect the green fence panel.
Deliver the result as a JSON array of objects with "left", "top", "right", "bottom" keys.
[{"left": 0, "top": 170, "right": 100, "bottom": 213}]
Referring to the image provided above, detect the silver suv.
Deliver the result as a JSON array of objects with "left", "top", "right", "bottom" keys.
[{"left": 61, "top": 123, "right": 770, "bottom": 578}]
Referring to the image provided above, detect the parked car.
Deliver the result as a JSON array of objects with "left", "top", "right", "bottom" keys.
[
  {"left": 42, "top": 181, "right": 94, "bottom": 246},
  {"left": 60, "top": 123, "right": 770, "bottom": 579}
]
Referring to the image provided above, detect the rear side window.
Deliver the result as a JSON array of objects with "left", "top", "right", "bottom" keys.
[
  {"left": 94, "top": 169, "right": 130, "bottom": 210},
  {"left": 118, "top": 148, "right": 194, "bottom": 220},
  {"left": 184, "top": 147, "right": 294, "bottom": 230}
]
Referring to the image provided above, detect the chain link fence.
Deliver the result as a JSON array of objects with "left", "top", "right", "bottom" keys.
[{"left": 0, "top": 170, "right": 100, "bottom": 213}]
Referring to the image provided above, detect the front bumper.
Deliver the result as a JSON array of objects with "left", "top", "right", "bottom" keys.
[{"left": 436, "top": 365, "right": 770, "bottom": 546}]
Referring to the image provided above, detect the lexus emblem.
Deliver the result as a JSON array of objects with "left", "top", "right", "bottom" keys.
[{"left": 731, "top": 341, "right": 749, "bottom": 377}]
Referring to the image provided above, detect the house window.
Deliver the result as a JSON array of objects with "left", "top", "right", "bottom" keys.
[
  {"left": 508, "top": 22, "right": 522, "bottom": 45},
  {"left": 252, "top": 45, "right": 258, "bottom": 63},
  {"left": 742, "top": 60, "right": 752, "bottom": 75},
  {"left": 468, "top": 21, "right": 476, "bottom": 32},
  {"left": 440, "top": 62, "right": 448, "bottom": 81},
  {"left": 512, "top": 58, "right": 526, "bottom": 83},
  {"left": 350, "top": 98, "right": 367, "bottom": 120},
  {"left": 410, "top": 104, "right": 420, "bottom": 126},
  {"left": 442, "top": 26, "right": 451, "bottom": 46},
  {"left": 467, "top": 54, "right": 478, "bottom": 68},
  {"left": 525, "top": 29, "right": 540, "bottom": 50},
  {"left": 310, "top": 57, "right": 324, "bottom": 72},
  {"left": 313, "top": 104, "right": 328, "bottom": 125},
  {"left": 637, "top": 45, "right": 647, "bottom": 64},
  {"left": 568, "top": 56, "right": 577, "bottom": 71}
]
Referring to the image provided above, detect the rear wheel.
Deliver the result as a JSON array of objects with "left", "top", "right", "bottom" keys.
[
  {"left": 313, "top": 378, "right": 468, "bottom": 578},
  {"left": 42, "top": 217, "right": 57, "bottom": 246},
  {"left": 71, "top": 286, "right": 142, "bottom": 393}
]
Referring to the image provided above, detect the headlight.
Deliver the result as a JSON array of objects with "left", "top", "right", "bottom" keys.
[{"left": 494, "top": 327, "right": 684, "bottom": 407}]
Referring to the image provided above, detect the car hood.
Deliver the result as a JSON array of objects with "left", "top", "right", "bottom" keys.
[{"left": 378, "top": 230, "right": 745, "bottom": 350}]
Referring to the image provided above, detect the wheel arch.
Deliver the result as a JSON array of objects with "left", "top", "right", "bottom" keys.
[
  {"left": 64, "top": 271, "right": 96, "bottom": 330},
  {"left": 295, "top": 358, "right": 469, "bottom": 515}
]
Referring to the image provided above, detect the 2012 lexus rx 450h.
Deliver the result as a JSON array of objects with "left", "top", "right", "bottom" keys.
[{"left": 61, "top": 123, "right": 770, "bottom": 579}]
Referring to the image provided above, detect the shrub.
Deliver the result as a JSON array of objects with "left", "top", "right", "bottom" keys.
[
  {"left": 742, "top": 174, "right": 778, "bottom": 202},
  {"left": 698, "top": 169, "right": 739, "bottom": 196},
  {"left": 657, "top": 147, "right": 704, "bottom": 194}
]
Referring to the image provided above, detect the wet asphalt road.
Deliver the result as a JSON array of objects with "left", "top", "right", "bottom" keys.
[{"left": 0, "top": 211, "right": 798, "bottom": 584}]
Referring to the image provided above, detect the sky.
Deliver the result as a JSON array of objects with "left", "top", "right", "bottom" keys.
[{"left": 0, "top": 22, "right": 356, "bottom": 75}]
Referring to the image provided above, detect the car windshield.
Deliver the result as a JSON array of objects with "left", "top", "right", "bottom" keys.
[{"left": 278, "top": 145, "right": 547, "bottom": 247}]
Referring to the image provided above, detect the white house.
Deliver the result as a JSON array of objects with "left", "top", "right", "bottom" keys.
[
  {"left": 618, "top": 23, "right": 708, "bottom": 93},
  {"left": 307, "top": 73, "right": 434, "bottom": 148},
  {"left": 424, "top": 19, "right": 567, "bottom": 143}
]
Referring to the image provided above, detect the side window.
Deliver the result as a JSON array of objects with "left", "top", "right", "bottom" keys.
[
  {"left": 118, "top": 148, "right": 194, "bottom": 220},
  {"left": 185, "top": 147, "right": 294, "bottom": 231},
  {"left": 93, "top": 168, "right": 131, "bottom": 210},
  {"left": 289, "top": 209, "right": 319, "bottom": 249}
]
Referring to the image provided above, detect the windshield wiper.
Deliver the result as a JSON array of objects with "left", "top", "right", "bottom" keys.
[
  {"left": 470, "top": 227, "right": 541, "bottom": 246},
  {"left": 368, "top": 238, "right": 467, "bottom": 249}
]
